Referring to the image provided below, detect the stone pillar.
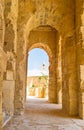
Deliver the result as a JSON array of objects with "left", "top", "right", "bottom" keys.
[
  {"left": 56, "top": 37, "right": 62, "bottom": 104},
  {"left": 4, "top": 0, "right": 18, "bottom": 53},
  {"left": 79, "top": 1, "right": 84, "bottom": 119},
  {"left": 67, "top": 54, "right": 78, "bottom": 116},
  {"left": 78, "top": 4, "right": 84, "bottom": 117},
  {"left": 48, "top": 56, "right": 57, "bottom": 103},
  {"left": 62, "top": 39, "right": 69, "bottom": 113},
  {"left": 2, "top": 53, "right": 16, "bottom": 116},
  {"left": 0, "top": 1, "right": 4, "bottom": 49},
  {"left": 14, "top": 29, "right": 27, "bottom": 115},
  {"left": 0, "top": 71, "right": 3, "bottom": 130},
  {"left": 25, "top": 53, "right": 29, "bottom": 100},
  {"left": 76, "top": 0, "right": 84, "bottom": 119},
  {"left": 79, "top": 65, "right": 84, "bottom": 119},
  {"left": 79, "top": 89, "right": 84, "bottom": 119},
  {"left": 24, "top": 53, "right": 28, "bottom": 102},
  {"left": 3, "top": 0, "right": 18, "bottom": 117},
  {"left": 0, "top": 47, "right": 7, "bottom": 130},
  {"left": 0, "top": 0, "right": 7, "bottom": 129},
  {"left": 62, "top": 36, "right": 78, "bottom": 116}
]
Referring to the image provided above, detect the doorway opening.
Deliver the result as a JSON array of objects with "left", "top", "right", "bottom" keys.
[{"left": 26, "top": 48, "right": 49, "bottom": 100}]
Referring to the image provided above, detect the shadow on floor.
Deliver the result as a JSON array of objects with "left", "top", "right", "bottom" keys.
[{"left": 25, "top": 96, "right": 69, "bottom": 118}]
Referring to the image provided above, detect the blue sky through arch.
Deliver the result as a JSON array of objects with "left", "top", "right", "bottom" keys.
[{"left": 27, "top": 48, "right": 49, "bottom": 76}]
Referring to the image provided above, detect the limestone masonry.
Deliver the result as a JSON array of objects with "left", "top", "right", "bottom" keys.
[{"left": 0, "top": 0, "right": 84, "bottom": 130}]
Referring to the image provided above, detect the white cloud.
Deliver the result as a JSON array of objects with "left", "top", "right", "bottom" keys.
[{"left": 28, "top": 69, "right": 49, "bottom": 76}]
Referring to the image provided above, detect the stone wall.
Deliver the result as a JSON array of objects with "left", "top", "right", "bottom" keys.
[
  {"left": 76, "top": 0, "right": 84, "bottom": 119},
  {"left": 27, "top": 76, "right": 48, "bottom": 88},
  {"left": 62, "top": 35, "right": 78, "bottom": 115},
  {"left": 0, "top": 1, "right": 84, "bottom": 130},
  {"left": 28, "top": 26, "right": 58, "bottom": 103},
  {"left": 0, "top": 48, "right": 7, "bottom": 130},
  {"left": 3, "top": 80, "right": 15, "bottom": 116},
  {"left": 1, "top": 0, "right": 83, "bottom": 120},
  {"left": 56, "top": 37, "right": 62, "bottom": 104},
  {"left": 0, "top": 0, "right": 7, "bottom": 129},
  {"left": 14, "top": 0, "right": 79, "bottom": 117},
  {"left": 4, "top": 0, "right": 18, "bottom": 52},
  {"left": 2, "top": 0, "right": 18, "bottom": 117}
]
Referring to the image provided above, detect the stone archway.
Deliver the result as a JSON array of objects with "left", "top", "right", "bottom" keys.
[
  {"left": 14, "top": 0, "right": 80, "bottom": 118},
  {"left": 14, "top": 25, "right": 61, "bottom": 115},
  {"left": 15, "top": 23, "right": 79, "bottom": 117},
  {"left": 0, "top": 1, "right": 84, "bottom": 129},
  {"left": 27, "top": 25, "right": 60, "bottom": 103}
]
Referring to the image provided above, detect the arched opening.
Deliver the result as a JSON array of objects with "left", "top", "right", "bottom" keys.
[
  {"left": 26, "top": 48, "right": 49, "bottom": 100},
  {"left": 14, "top": 25, "right": 63, "bottom": 115},
  {"left": 27, "top": 25, "right": 62, "bottom": 104},
  {"left": 21, "top": 25, "right": 63, "bottom": 116}
]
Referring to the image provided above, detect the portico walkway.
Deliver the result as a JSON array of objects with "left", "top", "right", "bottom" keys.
[{"left": 3, "top": 97, "right": 84, "bottom": 130}]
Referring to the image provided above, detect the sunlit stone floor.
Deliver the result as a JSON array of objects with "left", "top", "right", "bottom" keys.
[{"left": 3, "top": 96, "right": 84, "bottom": 130}]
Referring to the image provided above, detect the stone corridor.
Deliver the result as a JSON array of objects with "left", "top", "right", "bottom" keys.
[
  {"left": 0, "top": 0, "right": 84, "bottom": 129},
  {"left": 3, "top": 97, "right": 84, "bottom": 130}
]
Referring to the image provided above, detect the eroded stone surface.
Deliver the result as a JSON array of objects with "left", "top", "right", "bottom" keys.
[{"left": 0, "top": 0, "right": 84, "bottom": 129}]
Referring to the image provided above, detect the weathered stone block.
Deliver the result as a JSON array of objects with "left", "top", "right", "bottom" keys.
[
  {"left": 3, "top": 80, "right": 15, "bottom": 115},
  {"left": 6, "top": 70, "right": 14, "bottom": 80}
]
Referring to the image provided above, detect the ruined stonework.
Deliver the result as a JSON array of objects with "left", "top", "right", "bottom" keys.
[
  {"left": 0, "top": 0, "right": 84, "bottom": 129},
  {"left": 76, "top": 0, "right": 84, "bottom": 119},
  {"left": 0, "top": 1, "right": 7, "bottom": 129},
  {"left": 2, "top": 0, "right": 18, "bottom": 117},
  {"left": 16, "top": 0, "right": 78, "bottom": 116}
]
